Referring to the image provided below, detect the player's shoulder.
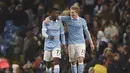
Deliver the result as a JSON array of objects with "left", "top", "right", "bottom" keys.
[
  {"left": 57, "top": 19, "right": 63, "bottom": 24},
  {"left": 42, "top": 20, "right": 46, "bottom": 24},
  {"left": 79, "top": 17, "right": 86, "bottom": 21},
  {"left": 78, "top": 17, "right": 86, "bottom": 24}
]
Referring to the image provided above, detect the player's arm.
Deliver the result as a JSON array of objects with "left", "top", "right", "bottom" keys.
[
  {"left": 58, "top": 16, "right": 69, "bottom": 23},
  {"left": 60, "top": 22, "right": 66, "bottom": 49},
  {"left": 60, "top": 22, "right": 66, "bottom": 45},
  {"left": 42, "top": 21, "right": 54, "bottom": 40},
  {"left": 42, "top": 21, "right": 49, "bottom": 38},
  {"left": 82, "top": 19, "right": 94, "bottom": 50},
  {"left": 82, "top": 19, "right": 93, "bottom": 44},
  {"left": 44, "top": 16, "right": 69, "bottom": 24}
]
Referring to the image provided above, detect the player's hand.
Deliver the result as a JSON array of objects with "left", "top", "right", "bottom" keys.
[
  {"left": 90, "top": 43, "right": 95, "bottom": 51},
  {"left": 44, "top": 17, "right": 50, "bottom": 24},
  {"left": 48, "top": 36, "right": 54, "bottom": 40},
  {"left": 61, "top": 44, "right": 66, "bottom": 49},
  {"left": 62, "top": 45, "right": 66, "bottom": 49}
]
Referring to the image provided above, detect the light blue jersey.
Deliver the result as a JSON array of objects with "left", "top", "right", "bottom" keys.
[
  {"left": 60, "top": 16, "right": 93, "bottom": 44},
  {"left": 42, "top": 20, "right": 65, "bottom": 51}
]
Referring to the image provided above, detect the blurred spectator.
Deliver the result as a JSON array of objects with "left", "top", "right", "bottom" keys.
[
  {"left": 100, "top": 3, "right": 115, "bottom": 21},
  {"left": 111, "top": 1, "right": 121, "bottom": 22},
  {"left": 93, "top": 0, "right": 103, "bottom": 17},
  {"left": 0, "top": 2, "right": 9, "bottom": 35},
  {"left": 88, "top": 55, "right": 107, "bottom": 73},
  {"left": 123, "top": 25, "right": 130, "bottom": 47},
  {"left": 107, "top": 53, "right": 122, "bottom": 73},
  {"left": 96, "top": 30, "right": 108, "bottom": 57},
  {"left": 32, "top": 55, "right": 46, "bottom": 73},
  {"left": 88, "top": 67, "right": 94, "bottom": 73},
  {"left": 38, "top": 3, "right": 45, "bottom": 19},
  {"left": 93, "top": 64, "right": 107, "bottom": 73},
  {"left": 24, "top": 8, "right": 34, "bottom": 28},
  {"left": 103, "top": 41, "right": 113, "bottom": 60},
  {"left": 83, "top": 0, "right": 95, "bottom": 14},
  {"left": 10, "top": 30, "right": 24, "bottom": 64},
  {"left": 84, "top": 14, "right": 93, "bottom": 32},
  {"left": 116, "top": 46, "right": 130, "bottom": 73},
  {"left": 3, "top": 20, "right": 17, "bottom": 57},
  {"left": 23, "top": 31, "right": 39, "bottom": 63},
  {"left": 103, "top": 21, "right": 110, "bottom": 39},
  {"left": 12, "top": 64, "right": 19, "bottom": 73},
  {"left": 11, "top": 4, "right": 29, "bottom": 27}
]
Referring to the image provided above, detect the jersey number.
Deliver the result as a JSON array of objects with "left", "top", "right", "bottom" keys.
[{"left": 57, "top": 50, "right": 60, "bottom": 56}]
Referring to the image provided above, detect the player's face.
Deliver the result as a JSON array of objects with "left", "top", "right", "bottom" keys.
[
  {"left": 70, "top": 9, "right": 78, "bottom": 18},
  {"left": 51, "top": 10, "right": 59, "bottom": 20}
]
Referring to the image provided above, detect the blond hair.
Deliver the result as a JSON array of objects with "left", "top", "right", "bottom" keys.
[
  {"left": 70, "top": 4, "right": 80, "bottom": 14},
  {"left": 73, "top": 2, "right": 79, "bottom": 6}
]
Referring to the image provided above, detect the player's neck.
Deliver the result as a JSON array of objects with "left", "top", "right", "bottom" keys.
[
  {"left": 72, "top": 15, "right": 79, "bottom": 19},
  {"left": 51, "top": 19, "right": 56, "bottom": 21},
  {"left": 50, "top": 17, "right": 57, "bottom": 21}
]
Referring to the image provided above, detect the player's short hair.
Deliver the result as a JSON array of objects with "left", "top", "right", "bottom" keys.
[
  {"left": 48, "top": 7, "right": 59, "bottom": 13},
  {"left": 70, "top": 4, "right": 80, "bottom": 14}
]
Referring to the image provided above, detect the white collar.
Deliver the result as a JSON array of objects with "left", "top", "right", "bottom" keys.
[
  {"left": 49, "top": 16, "right": 59, "bottom": 22},
  {"left": 71, "top": 16, "right": 80, "bottom": 20}
]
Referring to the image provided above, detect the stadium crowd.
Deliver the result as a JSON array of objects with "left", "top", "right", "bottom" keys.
[{"left": 0, "top": 0, "right": 130, "bottom": 73}]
